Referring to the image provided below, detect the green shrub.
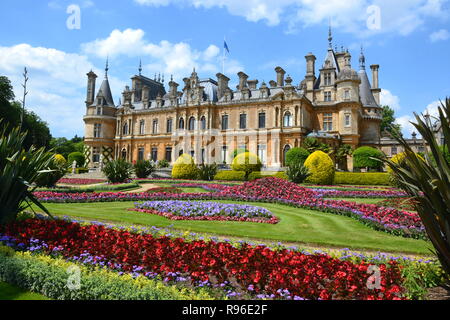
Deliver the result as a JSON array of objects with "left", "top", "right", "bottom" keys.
[
  {"left": 35, "top": 154, "right": 69, "bottom": 188},
  {"left": 214, "top": 171, "right": 246, "bottom": 181},
  {"left": 134, "top": 160, "right": 156, "bottom": 179},
  {"left": 353, "top": 147, "right": 384, "bottom": 170},
  {"left": 304, "top": 151, "right": 335, "bottom": 185},
  {"left": 286, "top": 163, "right": 310, "bottom": 184},
  {"left": 158, "top": 159, "right": 170, "bottom": 168},
  {"left": 285, "top": 147, "right": 310, "bottom": 166},
  {"left": 334, "top": 172, "right": 390, "bottom": 186},
  {"left": 198, "top": 163, "right": 218, "bottom": 181},
  {"left": 0, "top": 247, "right": 219, "bottom": 300},
  {"left": 102, "top": 159, "right": 133, "bottom": 183},
  {"left": 171, "top": 154, "right": 199, "bottom": 180},
  {"left": 68, "top": 152, "right": 85, "bottom": 168},
  {"left": 231, "top": 152, "right": 262, "bottom": 180},
  {"left": 248, "top": 171, "right": 288, "bottom": 181}
]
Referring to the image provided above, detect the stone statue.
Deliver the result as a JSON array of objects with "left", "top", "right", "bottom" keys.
[
  {"left": 99, "top": 154, "right": 104, "bottom": 171},
  {"left": 72, "top": 161, "right": 77, "bottom": 174}
]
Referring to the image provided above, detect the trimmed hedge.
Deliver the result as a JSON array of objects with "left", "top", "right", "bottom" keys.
[
  {"left": 334, "top": 172, "right": 391, "bottom": 186},
  {"left": 353, "top": 147, "right": 384, "bottom": 170},
  {"left": 304, "top": 151, "right": 335, "bottom": 185},
  {"left": 231, "top": 152, "right": 262, "bottom": 179},
  {"left": 0, "top": 246, "right": 217, "bottom": 300},
  {"left": 36, "top": 181, "right": 140, "bottom": 193},
  {"left": 248, "top": 171, "right": 288, "bottom": 181},
  {"left": 285, "top": 148, "right": 310, "bottom": 166},
  {"left": 214, "top": 171, "right": 246, "bottom": 181}
]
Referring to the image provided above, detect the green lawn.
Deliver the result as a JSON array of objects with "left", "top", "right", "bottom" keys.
[
  {"left": 37, "top": 200, "right": 432, "bottom": 255},
  {"left": 0, "top": 282, "right": 49, "bottom": 300}
]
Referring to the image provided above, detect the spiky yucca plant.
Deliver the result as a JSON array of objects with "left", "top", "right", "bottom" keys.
[
  {"left": 102, "top": 159, "right": 133, "bottom": 183},
  {"left": 0, "top": 124, "right": 54, "bottom": 224},
  {"left": 384, "top": 98, "right": 450, "bottom": 278}
]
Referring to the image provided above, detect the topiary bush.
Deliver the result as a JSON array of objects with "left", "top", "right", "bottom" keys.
[
  {"left": 68, "top": 152, "right": 85, "bottom": 168},
  {"left": 231, "top": 148, "right": 249, "bottom": 159},
  {"left": 285, "top": 147, "right": 310, "bottom": 166},
  {"left": 353, "top": 147, "right": 384, "bottom": 170},
  {"left": 214, "top": 171, "right": 246, "bottom": 181},
  {"left": 231, "top": 152, "right": 262, "bottom": 180},
  {"left": 171, "top": 154, "right": 199, "bottom": 180},
  {"left": 134, "top": 160, "right": 156, "bottom": 179},
  {"left": 304, "top": 151, "right": 335, "bottom": 185},
  {"left": 102, "top": 159, "right": 133, "bottom": 183}
]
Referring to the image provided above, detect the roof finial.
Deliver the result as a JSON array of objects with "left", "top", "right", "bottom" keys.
[
  {"left": 162, "top": 73, "right": 164, "bottom": 84},
  {"left": 170, "top": 74, "right": 173, "bottom": 82},
  {"left": 105, "top": 56, "right": 109, "bottom": 79},
  {"left": 138, "top": 59, "right": 142, "bottom": 76},
  {"left": 158, "top": 73, "right": 161, "bottom": 82},
  {"left": 359, "top": 45, "right": 366, "bottom": 70},
  {"left": 328, "top": 21, "right": 333, "bottom": 49}
]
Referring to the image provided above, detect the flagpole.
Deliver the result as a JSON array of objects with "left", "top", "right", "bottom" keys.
[{"left": 222, "top": 36, "right": 225, "bottom": 74}]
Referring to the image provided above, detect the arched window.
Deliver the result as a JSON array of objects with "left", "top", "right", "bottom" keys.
[
  {"left": 178, "top": 117, "right": 185, "bottom": 129},
  {"left": 189, "top": 117, "right": 196, "bottom": 131},
  {"left": 283, "top": 111, "right": 293, "bottom": 127},
  {"left": 283, "top": 145, "right": 291, "bottom": 166},
  {"left": 200, "top": 116, "right": 207, "bottom": 130}
]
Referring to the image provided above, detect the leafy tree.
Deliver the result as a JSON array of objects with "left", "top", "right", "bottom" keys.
[
  {"left": 334, "top": 144, "right": 353, "bottom": 170},
  {"left": 68, "top": 152, "right": 85, "bottom": 167},
  {"left": 353, "top": 146, "right": 385, "bottom": 171},
  {"left": 0, "top": 76, "right": 15, "bottom": 101},
  {"left": 381, "top": 105, "right": 402, "bottom": 134},
  {"left": 50, "top": 137, "right": 85, "bottom": 159},
  {"left": 303, "top": 137, "right": 330, "bottom": 154},
  {"left": 285, "top": 147, "right": 310, "bottom": 166}
]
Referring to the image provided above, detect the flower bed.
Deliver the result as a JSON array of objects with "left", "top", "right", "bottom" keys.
[
  {"left": 33, "top": 178, "right": 426, "bottom": 239},
  {"left": 172, "top": 183, "right": 231, "bottom": 192},
  {"left": 146, "top": 187, "right": 184, "bottom": 194},
  {"left": 313, "top": 188, "right": 408, "bottom": 199},
  {"left": 57, "top": 178, "right": 106, "bottom": 185},
  {"left": 130, "top": 201, "right": 278, "bottom": 224},
  {"left": 1, "top": 218, "right": 406, "bottom": 300}
]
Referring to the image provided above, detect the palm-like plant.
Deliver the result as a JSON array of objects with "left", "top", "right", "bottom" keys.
[
  {"left": 102, "top": 159, "right": 133, "bottom": 183},
  {"left": 0, "top": 124, "right": 54, "bottom": 224},
  {"left": 384, "top": 98, "right": 450, "bottom": 278}
]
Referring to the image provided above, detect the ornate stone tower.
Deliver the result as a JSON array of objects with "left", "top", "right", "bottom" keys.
[{"left": 83, "top": 60, "right": 117, "bottom": 170}]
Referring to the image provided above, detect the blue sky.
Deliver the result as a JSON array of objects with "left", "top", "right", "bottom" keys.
[{"left": 0, "top": 0, "right": 449, "bottom": 138}]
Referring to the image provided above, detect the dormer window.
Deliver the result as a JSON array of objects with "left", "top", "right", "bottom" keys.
[
  {"left": 96, "top": 107, "right": 102, "bottom": 115},
  {"left": 324, "top": 73, "right": 332, "bottom": 86}
]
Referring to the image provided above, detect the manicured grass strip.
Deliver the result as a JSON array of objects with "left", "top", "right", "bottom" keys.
[
  {"left": 0, "top": 281, "right": 49, "bottom": 300},
  {"left": 36, "top": 201, "right": 432, "bottom": 255}
]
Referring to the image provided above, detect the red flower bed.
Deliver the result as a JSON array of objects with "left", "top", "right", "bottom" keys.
[
  {"left": 57, "top": 178, "right": 105, "bottom": 185},
  {"left": 2, "top": 219, "right": 406, "bottom": 300}
]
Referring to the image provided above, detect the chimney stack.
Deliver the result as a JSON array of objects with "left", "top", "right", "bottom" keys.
[
  {"left": 237, "top": 72, "right": 248, "bottom": 90},
  {"left": 370, "top": 64, "right": 381, "bottom": 104},
  {"left": 169, "top": 79, "right": 179, "bottom": 96},
  {"left": 216, "top": 73, "right": 230, "bottom": 99},
  {"left": 86, "top": 71, "right": 97, "bottom": 106},
  {"left": 275, "top": 67, "right": 286, "bottom": 87},
  {"left": 305, "top": 53, "right": 316, "bottom": 77},
  {"left": 247, "top": 80, "right": 259, "bottom": 90}
]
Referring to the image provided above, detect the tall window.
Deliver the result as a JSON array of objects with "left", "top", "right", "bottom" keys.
[
  {"left": 93, "top": 123, "right": 102, "bottom": 138},
  {"left": 201, "top": 148, "right": 205, "bottom": 164},
  {"left": 167, "top": 119, "right": 173, "bottom": 133},
  {"left": 152, "top": 120, "right": 158, "bottom": 134},
  {"left": 151, "top": 148, "right": 158, "bottom": 161},
  {"left": 324, "top": 91, "right": 332, "bottom": 102},
  {"left": 96, "top": 107, "right": 102, "bottom": 115},
  {"left": 239, "top": 114, "right": 247, "bottom": 129},
  {"left": 344, "top": 89, "right": 350, "bottom": 100},
  {"left": 221, "top": 146, "right": 228, "bottom": 164},
  {"left": 165, "top": 147, "right": 172, "bottom": 162},
  {"left": 324, "top": 73, "right": 332, "bottom": 86},
  {"left": 391, "top": 146, "right": 398, "bottom": 156},
  {"left": 283, "top": 111, "right": 293, "bottom": 127},
  {"left": 200, "top": 116, "right": 207, "bottom": 130},
  {"left": 139, "top": 120, "right": 145, "bottom": 135},
  {"left": 257, "top": 144, "right": 267, "bottom": 165},
  {"left": 221, "top": 115, "right": 229, "bottom": 130},
  {"left": 93, "top": 147, "right": 100, "bottom": 163},
  {"left": 323, "top": 113, "right": 333, "bottom": 131},
  {"left": 189, "top": 117, "right": 196, "bottom": 131},
  {"left": 178, "top": 117, "right": 185, "bottom": 129},
  {"left": 138, "top": 148, "right": 144, "bottom": 161},
  {"left": 345, "top": 114, "right": 351, "bottom": 127},
  {"left": 258, "top": 112, "right": 266, "bottom": 129},
  {"left": 123, "top": 123, "right": 128, "bottom": 135}
]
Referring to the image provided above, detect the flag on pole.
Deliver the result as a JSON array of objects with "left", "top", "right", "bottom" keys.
[{"left": 224, "top": 40, "right": 230, "bottom": 54}]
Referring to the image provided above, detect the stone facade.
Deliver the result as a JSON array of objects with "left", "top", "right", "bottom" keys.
[{"left": 83, "top": 37, "right": 382, "bottom": 170}]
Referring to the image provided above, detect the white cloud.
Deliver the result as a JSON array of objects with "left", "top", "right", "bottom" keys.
[
  {"left": 380, "top": 89, "right": 401, "bottom": 111},
  {"left": 0, "top": 44, "right": 125, "bottom": 137},
  {"left": 81, "top": 28, "right": 244, "bottom": 81},
  {"left": 430, "top": 29, "right": 450, "bottom": 42},
  {"left": 395, "top": 100, "right": 444, "bottom": 137},
  {"left": 134, "top": 0, "right": 450, "bottom": 37}
]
